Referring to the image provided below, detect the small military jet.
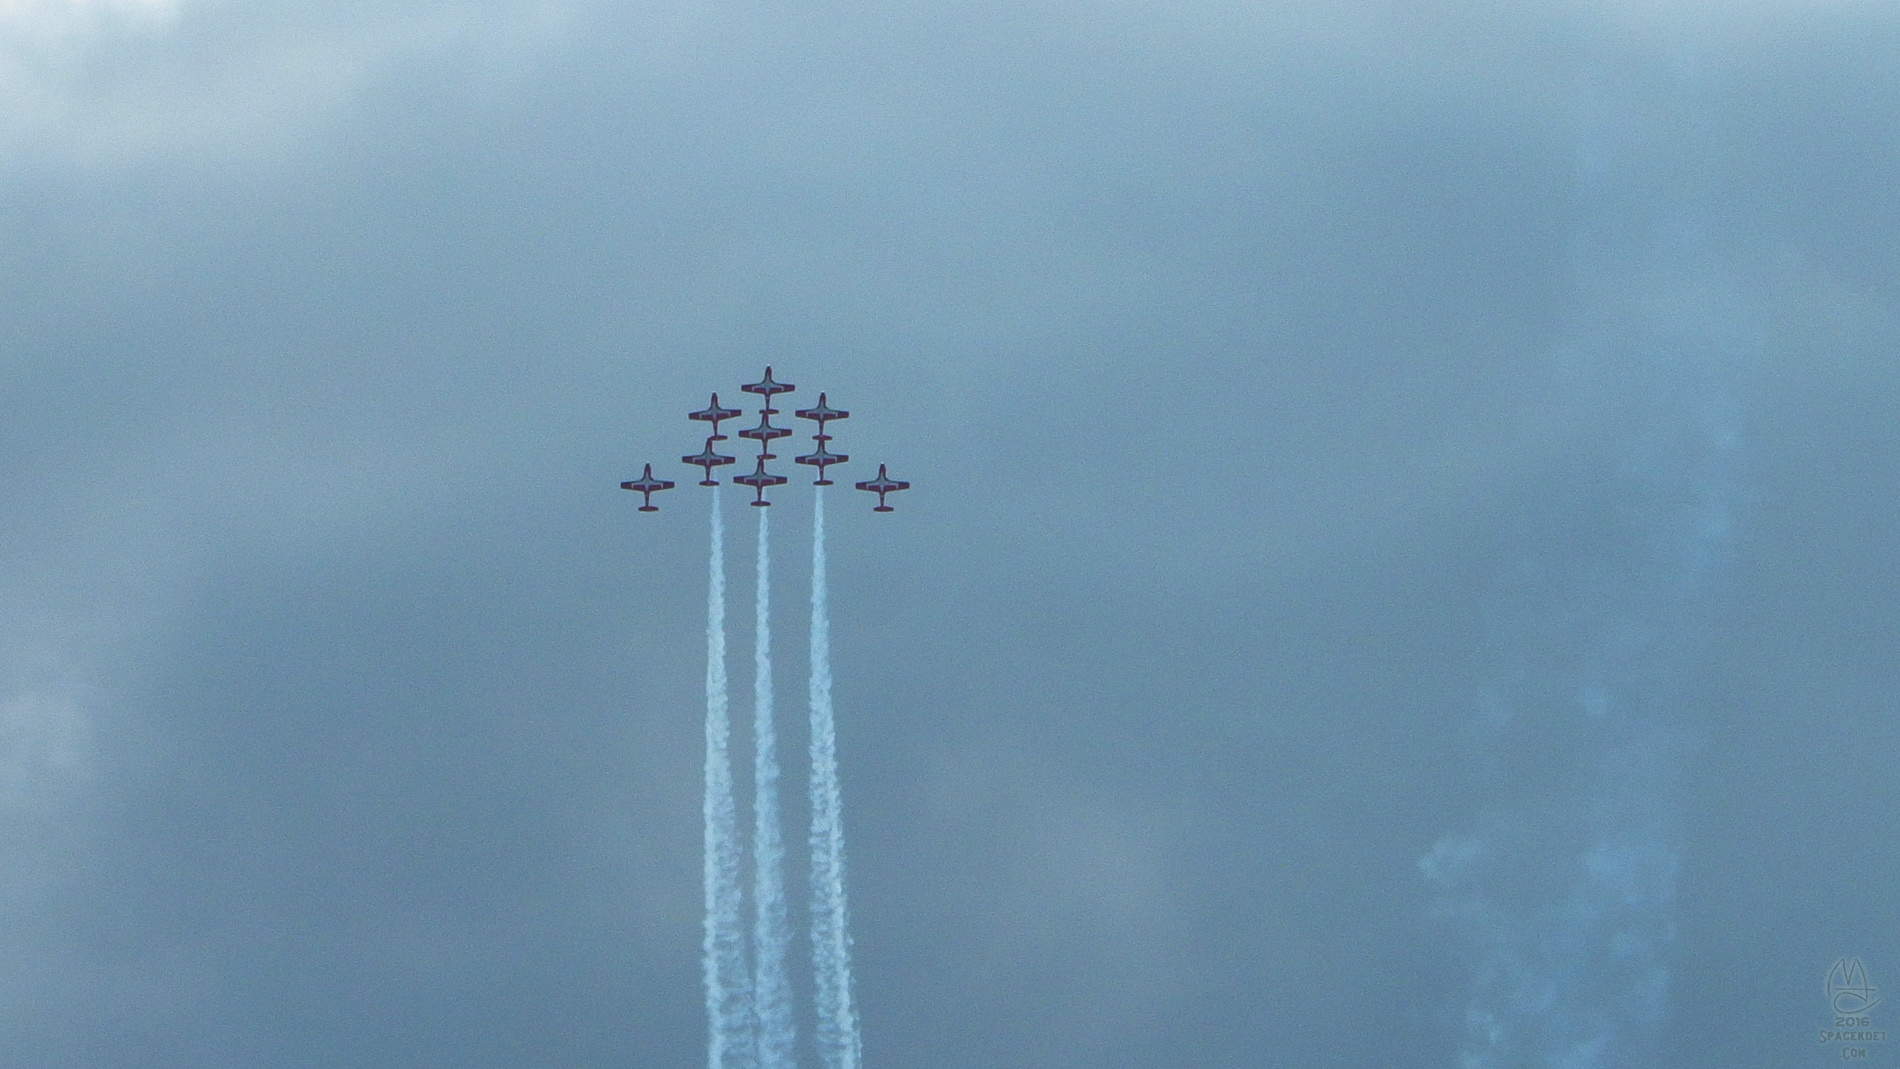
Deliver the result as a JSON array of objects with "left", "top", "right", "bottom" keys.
[
  {"left": 854, "top": 464, "right": 909, "bottom": 512},
  {"left": 738, "top": 412, "right": 793, "bottom": 453},
  {"left": 621, "top": 463, "right": 676, "bottom": 511},
  {"left": 689, "top": 394, "right": 742, "bottom": 440},
  {"left": 741, "top": 367, "right": 795, "bottom": 405},
  {"left": 794, "top": 393, "right": 849, "bottom": 430},
  {"left": 733, "top": 454, "right": 788, "bottom": 507},
  {"left": 683, "top": 440, "right": 736, "bottom": 485},
  {"left": 795, "top": 440, "right": 849, "bottom": 485}
]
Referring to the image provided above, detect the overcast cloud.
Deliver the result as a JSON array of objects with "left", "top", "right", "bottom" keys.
[{"left": 0, "top": 0, "right": 1896, "bottom": 1066}]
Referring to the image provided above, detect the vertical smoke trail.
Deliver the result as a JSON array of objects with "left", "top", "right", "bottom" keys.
[
  {"left": 704, "top": 487, "right": 755, "bottom": 1069},
  {"left": 752, "top": 507, "right": 796, "bottom": 1069},
  {"left": 1422, "top": 49, "right": 1747, "bottom": 1069},
  {"left": 809, "top": 487, "right": 862, "bottom": 1069}
]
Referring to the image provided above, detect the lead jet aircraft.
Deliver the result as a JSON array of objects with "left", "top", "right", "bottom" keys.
[
  {"left": 741, "top": 367, "right": 795, "bottom": 403},
  {"left": 621, "top": 464, "right": 676, "bottom": 511},
  {"left": 854, "top": 464, "right": 909, "bottom": 512},
  {"left": 733, "top": 454, "right": 788, "bottom": 507},
  {"left": 683, "top": 440, "right": 736, "bottom": 485},
  {"left": 795, "top": 440, "right": 848, "bottom": 485},
  {"left": 794, "top": 393, "right": 848, "bottom": 430},
  {"left": 689, "top": 394, "right": 742, "bottom": 440}
]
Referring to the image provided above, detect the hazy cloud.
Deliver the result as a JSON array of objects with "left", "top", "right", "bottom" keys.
[{"left": 0, "top": 0, "right": 1894, "bottom": 1064}]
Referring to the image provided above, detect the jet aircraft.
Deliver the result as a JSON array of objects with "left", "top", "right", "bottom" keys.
[
  {"left": 738, "top": 412, "right": 793, "bottom": 453},
  {"left": 795, "top": 441, "right": 848, "bottom": 485},
  {"left": 734, "top": 454, "right": 789, "bottom": 507},
  {"left": 621, "top": 463, "right": 676, "bottom": 511},
  {"left": 854, "top": 464, "right": 909, "bottom": 512},
  {"left": 794, "top": 393, "right": 848, "bottom": 429},
  {"left": 689, "top": 394, "right": 742, "bottom": 439},
  {"left": 683, "top": 441, "right": 736, "bottom": 485},
  {"left": 794, "top": 392, "right": 850, "bottom": 484},
  {"left": 741, "top": 367, "right": 795, "bottom": 402}
]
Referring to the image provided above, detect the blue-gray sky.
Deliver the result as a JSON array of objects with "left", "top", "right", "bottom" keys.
[{"left": 1, "top": 0, "right": 1897, "bottom": 1066}]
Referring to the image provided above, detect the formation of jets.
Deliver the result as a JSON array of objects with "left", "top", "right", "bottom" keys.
[{"left": 623, "top": 367, "right": 909, "bottom": 513}]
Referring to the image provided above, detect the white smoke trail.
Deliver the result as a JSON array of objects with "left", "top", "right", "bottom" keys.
[
  {"left": 1423, "top": 54, "right": 1747, "bottom": 1069},
  {"left": 704, "top": 487, "right": 755, "bottom": 1069},
  {"left": 752, "top": 507, "right": 796, "bottom": 1069},
  {"left": 808, "top": 487, "right": 862, "bottom": 1069}
]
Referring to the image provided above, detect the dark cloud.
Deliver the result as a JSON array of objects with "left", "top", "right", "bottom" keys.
[{"left": 0, "top": 0, "right": 1896, "bottom": 1065}]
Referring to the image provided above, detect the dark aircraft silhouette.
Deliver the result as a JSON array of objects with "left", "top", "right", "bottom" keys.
[
  {"left": 854, "top": 464, "right": 909, "bottom": 512},
  {"left": 683, "top": 441, "right": 736, "bottom": 485},
  {"left": 741, "top": 367, "right": 795, "bottom": 403},
  {"left": 739, "top": 412, "right": 792, "bottom": 453},
  {"left": 795, "top": 441, "right": 848, "bottom": 485},
  {"left": 734, "top": 454, "right": 788, "bottom": 507},
  {"left": 689, "top": 394, "right": 742, "bottom": 439},
  {"left": 794, "top": 393, "right": 848, "bottom": 429},
  {"left": 621, "top": 464, "right": 676, "bottom": 511}
]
